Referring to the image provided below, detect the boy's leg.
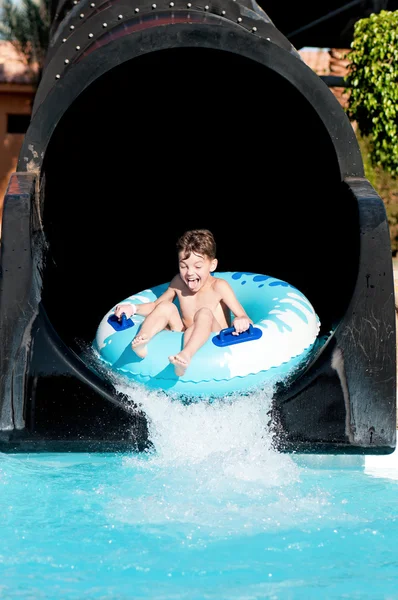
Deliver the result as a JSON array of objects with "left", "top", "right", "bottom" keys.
[
  {"left": 132, "top": 301, "right": 183, "bottom": 358},
  {"left": 169, "top": 308, "right": 221, "bottom": 376}
]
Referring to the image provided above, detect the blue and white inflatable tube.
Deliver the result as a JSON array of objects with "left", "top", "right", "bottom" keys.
[{"left": 93, "top": 272, "right": 321, "bottom": 397}]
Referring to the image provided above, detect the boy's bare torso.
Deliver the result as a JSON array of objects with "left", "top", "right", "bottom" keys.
[{"left": 171, "top": 275, "right": 231, "bottom": 330}]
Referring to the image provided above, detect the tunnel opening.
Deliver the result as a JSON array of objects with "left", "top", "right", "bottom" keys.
[
  {"left": 1, "top": 6, "right": 394, "bottom": 452},
  {"left": 41, "top": 46, "right": 359, "bottom": 360}
]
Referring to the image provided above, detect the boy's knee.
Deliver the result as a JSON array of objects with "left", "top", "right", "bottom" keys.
[
  {"left": 157, "top": 300, "right": 177, "bottom": 314},
  {"left": 194, "top": 307, "right": 213, "bottom": 321}
]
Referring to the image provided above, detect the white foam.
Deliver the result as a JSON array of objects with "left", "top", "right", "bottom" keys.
[
  {"left": 116, "top": 381, "right": 303, "bottom": 489},
  {"left": 109, "top": 382, "right": 337, "bottom": 535}
]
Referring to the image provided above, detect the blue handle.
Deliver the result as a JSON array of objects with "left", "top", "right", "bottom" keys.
[
  {"left": 212, "top": 324, "right": 262, "bottom": 347},
  {"left": 220, "top": 324, "right": 254, "bottom": 341},
  {"left": 107, "top": 312, "right": 135, "bottom": 331}
]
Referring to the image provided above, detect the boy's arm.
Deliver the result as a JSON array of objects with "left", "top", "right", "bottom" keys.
[
  {"left": 114, "top": 277, "right": 178, "bottom": 319},
  {"left": 216, "top": 279, "right": 253, "bottom": 334}
]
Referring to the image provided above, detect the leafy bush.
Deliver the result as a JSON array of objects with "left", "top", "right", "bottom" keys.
[{"left": 346, "top": 10, "right": 398, "bottom": 177}]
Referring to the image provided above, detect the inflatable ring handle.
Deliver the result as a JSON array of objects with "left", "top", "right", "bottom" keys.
[
  {"left": 212, "top": 324, "right": 263, "bottom": 347},
  {"left": 107, "top": 312, "right": 135, "bottom": 331}
]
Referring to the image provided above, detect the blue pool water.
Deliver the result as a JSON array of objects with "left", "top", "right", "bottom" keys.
[{"left": 1, "top": 383, "right": 397, "bottom": 599}]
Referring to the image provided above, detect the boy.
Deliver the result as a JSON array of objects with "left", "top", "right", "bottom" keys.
[{"left": 114, "top": 229, "right": 252, "bottom": 377}]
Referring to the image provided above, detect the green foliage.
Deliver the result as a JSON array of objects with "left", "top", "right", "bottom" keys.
[
  {"left": 0, "top": 0, "right": 50, "bottom": 80},
  {"left": 346, "top": 10, "right": 398, "bottom": 177}
]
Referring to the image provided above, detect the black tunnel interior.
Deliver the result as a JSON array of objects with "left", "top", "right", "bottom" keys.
[{"left": 41, "top": 47, "right": 359, "bottom": 356}]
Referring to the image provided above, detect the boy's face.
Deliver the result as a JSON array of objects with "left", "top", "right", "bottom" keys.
[{"left": 178, "top": 251, "right": 217, "bottom": 293}]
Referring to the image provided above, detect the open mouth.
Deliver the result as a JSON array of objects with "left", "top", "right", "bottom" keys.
[{"left": 187, "top": 278, "right": 199, "bottom": 291}]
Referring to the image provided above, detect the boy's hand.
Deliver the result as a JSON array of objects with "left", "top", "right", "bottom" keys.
[
  {"left": 232, "top": 317, "right": 251, "bottom": 335},
  {"left": 114, "top": 303, "right": 137, "bottom": 321}
]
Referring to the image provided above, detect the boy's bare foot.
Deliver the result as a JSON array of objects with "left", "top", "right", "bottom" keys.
[
  {"left": 132, "top": 334, "right": 149, "bottom": 358},
  {"left": 169, "top": 352, "right": 190, "bottom": 377}
]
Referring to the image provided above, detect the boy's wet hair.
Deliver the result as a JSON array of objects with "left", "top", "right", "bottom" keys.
[{"left": 177, "top": 229, "right": 216, "bottom": 260}]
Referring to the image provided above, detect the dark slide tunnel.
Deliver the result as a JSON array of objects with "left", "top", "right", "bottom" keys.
[{"left": 0, "top": 0, "right": 396, "bottom": 453}]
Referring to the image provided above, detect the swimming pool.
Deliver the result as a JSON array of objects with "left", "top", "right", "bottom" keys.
[{"left": 1, "top": 384, "right": 397, "bottom": 599}]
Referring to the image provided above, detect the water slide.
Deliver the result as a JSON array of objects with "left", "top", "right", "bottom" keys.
[{"left": 0, "top": 0, "right": 395, "bottom": 453}]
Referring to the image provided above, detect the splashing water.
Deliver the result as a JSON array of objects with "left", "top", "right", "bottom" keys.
[{"left": 110, "top": 383, "right": 336, "bottom": 537}]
